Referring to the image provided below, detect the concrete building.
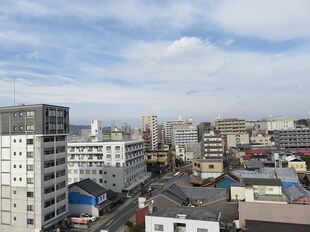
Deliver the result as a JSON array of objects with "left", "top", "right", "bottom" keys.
[
  {"left": 157, "top": 124, "right": 165, "bottom": 150},
  {"left": 193, "top": 159, "right": 223, "bottom": 178},
  {"left": 217, "top": 118, "right": 246, "bottom": 150},
  {"left": 225, "top": 133, "right": 250, "bottom": 150},
  {"left": 256, "top": 116, "right": 294, "bottom": 132},
  {"left": 90, "top": 119, "right": 102, "bottom": 142},
  {"left": 0, "top": 104, "right": 69, "bottom": 231},
  {"left": 67, "top": 140, "right": 151, "bottom": 197},
  {"left": 201, "top": 131, "right": 223, "bottom": 158},
  {"left": 197, "top": 122, "right": 213, "bottom": 142},
  {"left": 172, "top": 122, "right": 198, "bottom": 149},
  {"left": 273, "top": 128, "right": 310, "bottom": 150},
  {"left": 250, "top": 134, "right": 271, "bottom": 145},
  {"left": 145, "top": 207, "right": 220, "bottom": 232},
  {"left": 142, "top": 116, "right": 158, "bottom": 150},
  {"left": 164, "top": 118, "right": 184, "bottom": 148}
]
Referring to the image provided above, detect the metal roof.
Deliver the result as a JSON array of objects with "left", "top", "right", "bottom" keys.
[
  {"left": 243, "top": 178, "right": 282, "bottom": 186},
  {"left": 239, "top": 202, "right": 310, "bottom": 228},
  {"left": 69, "top": 178, "right": 107, "bottom": 197}
]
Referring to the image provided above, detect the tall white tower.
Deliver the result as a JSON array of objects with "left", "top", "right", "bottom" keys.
[{"left": 91, "top": 119, "right": 102, "bottom": 142}]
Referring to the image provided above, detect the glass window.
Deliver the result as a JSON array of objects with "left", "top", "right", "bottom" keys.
[{"left": 155, "top": 224, "right": 164, "bottom": 231}]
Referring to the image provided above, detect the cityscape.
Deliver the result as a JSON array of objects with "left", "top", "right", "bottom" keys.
[{"left": 1, "top": 1, "right": 310, "bottom": 232}]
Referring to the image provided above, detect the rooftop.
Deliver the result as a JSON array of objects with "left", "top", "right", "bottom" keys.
[
  {"left": 148, "top": 207, "right": 220, "bottom": 222},
  {"left": 244, "top": 178, "right": 282, "bottom": 186},
  {"left": 69, "top": 178, "right": 107, "bottom": 197},
  {"left": 255, "top": 194, "right": 286, "bottom": 202}
]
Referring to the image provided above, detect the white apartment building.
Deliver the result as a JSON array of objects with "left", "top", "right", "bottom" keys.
[
  {"left": 256, "top": 116, "right": 294, "bottom": 131},
  {"left": 142, "top": 115, "right": 158, "bottom": 150},
  {"left": 165, "top": 118, "right": 184, "bottom": 147},
  {"left": 172, "top": 124, "right": 198, "bottom": 149},
  {"left": 68, "top": 140, "right": 151, "bottom": 197},
  {"left": 145, "top": 206, "right": 220, "bottom": 232},
  {"left": 0, "top": 104, "right": 69, "bottom": 232},
  {"left": 201, "top": 131, "right": 223, "bottom": 158}
]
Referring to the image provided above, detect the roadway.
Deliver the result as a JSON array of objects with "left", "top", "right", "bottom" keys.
[{"left": 95, "top": 198, "right": 139, "bottom": 232}]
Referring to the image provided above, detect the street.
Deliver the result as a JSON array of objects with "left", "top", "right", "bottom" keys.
[{"left": 95, "top": 198, "right": 139, "bottom": 232}]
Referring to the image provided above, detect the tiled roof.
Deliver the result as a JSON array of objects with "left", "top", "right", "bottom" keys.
[
  {"left": 283, "top": 185, "right": 310, "bottom": 202},
  {"left": 69, "top": 178, "right": 107, "bottom": 197},
  {"left": 243, "top": 178, "right": 282, "bottom": 186},
  {"left": 261, "top": 167, "right": 299, "bottom": 183}
]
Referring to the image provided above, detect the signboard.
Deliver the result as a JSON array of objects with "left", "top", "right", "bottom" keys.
[{"left": 71, "top": 217, "right": 88, "bottom": 224}]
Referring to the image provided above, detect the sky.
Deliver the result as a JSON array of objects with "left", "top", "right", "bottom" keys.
[{"left": 0, "top": 0, "right": 310, "bottom": 127}]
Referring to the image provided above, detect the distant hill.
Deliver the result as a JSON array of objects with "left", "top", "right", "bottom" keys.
[
  {"left": 295, "top": 119, "right": 310, "bottom": 127},
  {"left": 69, "top": 125, "right": 90, "bottom": 133}
]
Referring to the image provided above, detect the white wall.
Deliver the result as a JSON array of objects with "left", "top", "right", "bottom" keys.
[{"left": 145, "top": 215, "right": 219, "bottom": 232}]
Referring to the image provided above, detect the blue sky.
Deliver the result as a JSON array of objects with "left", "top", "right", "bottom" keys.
[{"left": 1, "top": 0, "right": 310, "bottom": 127}]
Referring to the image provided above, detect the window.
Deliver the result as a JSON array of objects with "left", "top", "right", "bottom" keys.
[
  {"left": 19, "top": 152, "right": 22, "bottom": 156},
  {"left": 27, "top": 178, "right": 34, "bottom": 184},
  {"left": 27, "top": 191, "right": 34, "bottom": 197},
  {"left": 86, "top": 170, "right": 90, "bottom": 174},
  {"left": 57, "top": 205, "right": 66, "bottom": 215},
  {"left": 19, "top": 112, "right": 23, "bottom": 117},
  {"left": 19, "top": 177, "right": 22, "bottom": 181},
  {"left": 74, "top": 169, "right": 78, "bottom": 174},
  {"left": 112, "top": 174, "right": 115, "bottom": 177},
  {"left": 80, "top": 170, "right": 84, "bottom": 174},
  {"left": 13, "top": 126, "right": 17, "bottom": 131},
  {"left": 13, "top": 139, "right": 16, "bottom": 143},
  {"left": 27, "top": 219, "right": 34, "bottom": 225},
  {"left": 113, "top": 184, "right": 115, "bottom": 186},
  {"left": 27, "top": 139, "right": 33, "bottom": 145},
  {"left": 19, "top": 126, "right": 23, "bottom": 130},
  {"left": 57, "top": 193, "right": 66, "bottom": 202},
  {"left": 13, "top": 152, "right": 16, "bottom": 156},
  {"left": 44, "top": 198, "right": 55, "bottom": 208},
  {"left": 27, "top": 152, "right": 33, "bottom": 158},
  {"left": 44, "top": 186, "right": 55, "bottom": 194},
  {"left": 100, "top": 179, "right": 103, "bottom": 183},
  {"left": 19, "top": 164, "right": 22, "bottom": 168},
  {"left": 26, "top": 111, "right": 35, "bottom": 117},
  {"left": 19, "top": 139, "right": 22, "bottom": 143},
  {"left": 197, "top": 229, "right": 208, "bottom": 232},
  {"left": 13, "top": 164, "right": 16, "bottom": 168},
  {"left": 14, "top": 203, "right": 16, "bottom": 207},
  {"left": 27, "top": 205, "right": 34, "bottom": 211},
  {"left": 44, "top": 211, "right": 55, "bottom": 221},
  {"left": 13, "top": 177, "right": 16, "bottom": 181},
  {"left": 13, "top": 190, "right": 16, "bottom": 194},
  {"left": 208, "top": 164, "right": 214, "bottom": 169},
  {"left": 99, "top": 170, "right": 102, "bottom": 174},
  {"left": 26, "top": 125, "right": 35, "bottom": 131},
  {"left": 116, "top": 162, "right": 120, "bottom": 167},
  {"left": 155, "top": 224, "right": 164, "bottom": 231},
  {"left": 14, "top": 217, "right": 16, "bottom": 221},
  {"left": 92, "top": 170, "right": 96, "bottom": 174}
]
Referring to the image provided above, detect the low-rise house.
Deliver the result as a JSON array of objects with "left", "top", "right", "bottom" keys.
[
  {"left": 283, "top": 156, "right": 307, "bottom": 174},
  {"left": 193, "top": 158, "right": 223, "bottom": 178},
  {"left": 68, "top": 178, "right": 110, "bottom": 217},
  {"left": 230, "top": 178, "right": 286, "bottom": 204},
  {"left": 262, "top": 167, "right": 300, "bottom": 188},
  {"left": 204, "top": 172, "right": 240, "bottom": 189},
  {"left": 145, "top": 207, "right": 221, "bottom": 232},
  {"left": 283, "top": 184, "right": 310, "bottom": 205},
  {"left": 238, "top": 202, "right": 310, "bottom": 231}
]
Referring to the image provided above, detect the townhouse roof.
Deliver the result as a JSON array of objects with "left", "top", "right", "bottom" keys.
[
  {"left": 69, "top": 178, "right": 108, "bottom": 197},
  {"left": 261, "top": 167, "right": 299, "bottom": 183},
  {"left": 246, "top": 159, "right": 264, "bottom": 169},
  {"left": 233, "top": 170, "right": 274, "bottom": 179},
  {"left": 243, "top": 178, "right": 282, "bottom": 186},
  {"left": 148, "top": 207, "right": 220, "bottom": 222},
  {"left": 239, "top": 202, "right": 310, "bottom": 227},
  {"left": 283, "top": 185, "right": 310, "bottom": 202}
]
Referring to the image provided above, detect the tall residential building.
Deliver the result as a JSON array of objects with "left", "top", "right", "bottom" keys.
[
  {"left": 256, "top": 116, "right": 294, "bottom": 132},
  {"left": 172, "top": 123, "right": 198, "bottom": 149},
  {"left": 142, "top": 116, "right": 158, "bottom": 150},
  {"left": 68, "top": 140, "right": 151, "bottom": 197},
  {"left": 201, "top": 131, "right": 223, "bottom": 158},
  {"left": 90, "top": 119, "right": 102, "bottom": 142},
  {"left": 0, "top": 104, "right": 69, "bottom": 232},
  {"left": 121, "top": 123, "right": 132, "bottom": 140},
  {"left": 165, "top": 118, "right": 184, "bottom": 148},
  {"left": 197, "top": 122, "right": 213, "bottom": 142},
  {"left": 217, "top": 118, "right": 247, "bottom": 150},
  {"left": 157, "top": 124, "right": 165, "bottom": 150}
]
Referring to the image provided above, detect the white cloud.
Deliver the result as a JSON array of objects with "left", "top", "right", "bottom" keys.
[{"left": 211, "top": 0, "right": 310, "bottom": 41}]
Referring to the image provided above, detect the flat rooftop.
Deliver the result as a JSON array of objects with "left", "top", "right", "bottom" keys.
[
  {"left": 255, "top": 194, "right": 286, "bottom": 202},
  {"left": 148, "top": 207, "right": 220, "bottom": 222}
]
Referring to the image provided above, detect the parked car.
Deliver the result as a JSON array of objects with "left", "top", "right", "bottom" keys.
[{"left": 80, "top": 213, "right": 96, "bottom": 222}]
